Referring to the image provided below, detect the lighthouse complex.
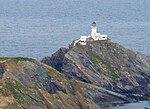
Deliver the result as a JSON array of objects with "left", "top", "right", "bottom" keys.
[{"left": 74, "top": 22, "right": 108, "bottom": 46}]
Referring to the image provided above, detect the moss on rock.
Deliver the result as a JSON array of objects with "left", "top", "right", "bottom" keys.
[{"left": 91, "top": 53, "right": 119, "bottom": 79}]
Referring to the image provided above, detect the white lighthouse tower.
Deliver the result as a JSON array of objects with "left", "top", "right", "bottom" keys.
[
  {"left": 73, "top": 22, "right": 108, "bottom": 46},
  {"left": 91, "top": 22, "right": 97, "bottom": 36}
]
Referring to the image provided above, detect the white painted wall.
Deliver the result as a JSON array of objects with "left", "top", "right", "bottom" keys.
[
  {"left": 101, "top": 35, "right": 107, "bottom": 40},
  {"left": 80, "top": 36, "right": 88, "bottom": 41},
  {"left": 91, "top": 26, "right": 97, "bottom": 36}
]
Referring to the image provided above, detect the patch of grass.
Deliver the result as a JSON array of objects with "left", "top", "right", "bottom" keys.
[
  {"left": 8, "top": 57, "right": 35, "bottom": 64},
  {"left": 2, "top": 79, "right": 40, "bottom": 108},
  {"left": 0, "top": 57, "right": 10, "bottom": 61},
  {"left": 0, "top": 57, "right": 35, "bottom": 64},
  {"left": 91, "top": 53, "right": 102, "bottom": 64},
  {"left": 48, "top": 67, "right": 65, "bottom": 81},
  {"left": 84, "top": 98, "right": 91, "bottom": 104},
  {"left": 107, "top": 63, "right": 119, "bottom": 79},
  {"left": 91, "top": 53, "right": 119, "bottom": 79},
  {"left": 4, "top": 80, "right": 26, "bottom": 103},
  {"left": 48, "top": 67, "right": 73, "bottom": 93},
  {"left": 1, "top": 78, "right": 47, "bottom": 109}
]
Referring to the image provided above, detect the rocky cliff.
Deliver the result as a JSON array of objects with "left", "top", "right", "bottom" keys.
[
  {"left": 1, "top": 39, "right": 150, "bottom": 109},
  {"left": 0, "top": 57, "right": 99, "bottom": 109},
  {"left": 41, "top": 40, "right": 150, "bottom": 107}
]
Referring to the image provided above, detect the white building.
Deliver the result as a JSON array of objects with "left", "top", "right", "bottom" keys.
[
  {"left": 79, "top": 36, "right": 87, "bottom": 45},
  {"left": 74, "top": 36, "right": 87, "bottom": 46},
  {"left": 74, "top": 22, "right": 108, "bottom": 46},
  {"left": 91, "top": 22, "right": 107, "bottom": 40}
]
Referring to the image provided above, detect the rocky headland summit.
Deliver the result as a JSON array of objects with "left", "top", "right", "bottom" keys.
[{"left": 0, "top": 40, "right": 150, "bottom": 108}]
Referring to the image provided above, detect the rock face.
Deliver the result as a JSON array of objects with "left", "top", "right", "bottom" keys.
[
  {"left": 41, "top": 40, "right": 150, "bottom": 106},
  {"left": 0, "top": 57, "right": 99, "bottom": 109},
  {"left": 0, "top": 63, "right": 5, "bottom": 79},
  {"left": 41, "top": 47, "right": 68, "bottom": 72}
]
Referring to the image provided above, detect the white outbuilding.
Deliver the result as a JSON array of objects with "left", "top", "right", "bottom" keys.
[{"left": 74, "top": 22, "right": 108, "bottom": 46}]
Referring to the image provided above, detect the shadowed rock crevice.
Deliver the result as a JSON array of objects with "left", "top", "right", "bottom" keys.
[
  {"left": 0, "top": 63, "right": 5, "bottom": 79},
  {"left": 46, "top": 82, "right": 67, "bottom": 94},
  {"left": 41, "top": 47, "right": 68, "bottom": 72}
]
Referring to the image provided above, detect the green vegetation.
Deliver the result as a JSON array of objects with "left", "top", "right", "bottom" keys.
[
  {"left": 0, "top": 78, "right": 42, "bottom": 109},
  {"left": 91, "top": 53, "right": 119, "bottom": 79},
  {"left": 106, "top": 63, "right": 119, "bottom": 79},
  {"left": 91, "top": 53, "right": 102, "bottom": 64},
  {"left": 4, "top": 102, "right": 22, "bottom": 109},
  {"left": 3, "top": 79, "right": 27, "bottom": 103},
  {"left": 84, "top": 98, "right": 91, "bottom": 104},
  {"left": 0, "top": 57, "right": 35, "bottom": 64},
  {"left": 0, "top": 57, "right": 10, "bottom": 61},
  {"left": 48, "top": 66, "right": 73, "bottom": 93},
  {"left": 48, "top": 67, "right": 66, "bottom": 84}
]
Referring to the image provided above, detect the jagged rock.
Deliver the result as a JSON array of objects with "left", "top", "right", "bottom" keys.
[
  {"left": 0, "top": 57, "right": 99, "bottom": 109},
  {"left": 42, "top": 40, "right": 150, "bottom": 106},
  {"left": 41, "top": 47, "right": 68, "bottom": 72}
]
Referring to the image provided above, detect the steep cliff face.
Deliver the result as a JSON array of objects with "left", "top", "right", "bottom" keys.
[
  {"left": 41, "top": 40, "right": 150, "bottom": 106},
  {"left": 0, "top": 57, "right": 99, "bottom": 109},
  {"left": 41, "top": 47, "right": 68, "bottom": 72}
]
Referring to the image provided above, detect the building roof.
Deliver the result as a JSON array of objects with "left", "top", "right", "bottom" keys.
[{"left": 92, "top": 22, "right": 96, "bottom": 27}]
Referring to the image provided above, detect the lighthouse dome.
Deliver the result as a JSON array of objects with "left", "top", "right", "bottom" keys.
[{"left": 92, "top": 22, "right": 96, "bottom": 27}]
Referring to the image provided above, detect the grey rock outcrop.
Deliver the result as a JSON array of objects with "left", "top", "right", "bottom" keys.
[
  {"left": 0, "top": 58, "right": 99, "bottom": 109},
  {"left": 41, "top": 47, "right": 68, "bottom": 72},
  {"left": 0, "top": 63, "right": 5, "bottom": 79},
  {"left": 42, "top": 40, "right": 150, "bottom": 106}
]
